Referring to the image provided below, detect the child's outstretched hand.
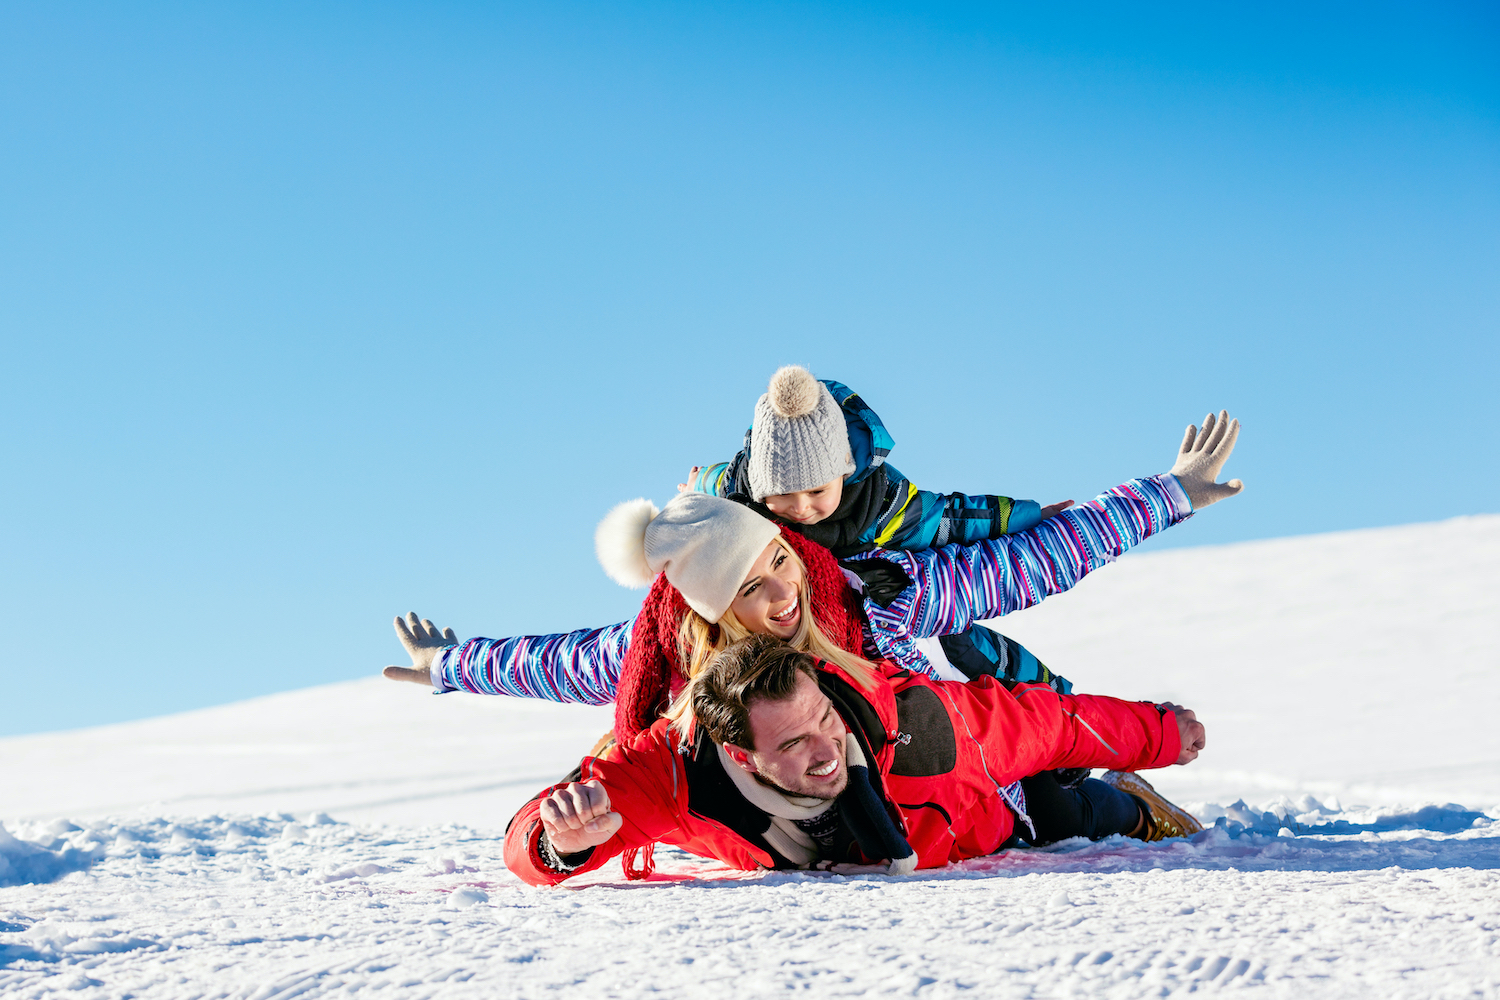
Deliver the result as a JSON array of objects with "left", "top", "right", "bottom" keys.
[
  {"left": 383, "top": 612, "right": 458, "bottom": 685},
  {"left": 1168, "top": 410, "right": 1244, "bottom": 509},
  {"left": 1040, "top": 500, "right": 1074, "bottom": 520},
  {"left": 677, "top": 466, "right": 702, "bottom": 493}
]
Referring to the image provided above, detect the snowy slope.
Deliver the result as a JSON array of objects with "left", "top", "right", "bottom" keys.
[{"left": 2, "top": 515, "right": 1498, "bottom": 999}]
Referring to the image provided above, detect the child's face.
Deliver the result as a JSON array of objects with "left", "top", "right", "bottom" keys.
[{"left": 763, "top": 477, "right": 844, "bottom": 525}]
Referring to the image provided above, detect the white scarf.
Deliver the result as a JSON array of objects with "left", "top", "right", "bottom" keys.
[{"left": 717, "top": 734, "right": 869, "bottom": 868}]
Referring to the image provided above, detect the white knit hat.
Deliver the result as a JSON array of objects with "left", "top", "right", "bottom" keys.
[
  {"left": 747, "top": 366, "right": 855, "bottom": 501},
  {"left": 595, "top": 493, "right": 782, "bottom": 623}
]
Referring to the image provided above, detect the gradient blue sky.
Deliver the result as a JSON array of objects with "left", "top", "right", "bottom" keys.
[{"left": 2, "top": 2, "right": 1495, "bottom": 736}]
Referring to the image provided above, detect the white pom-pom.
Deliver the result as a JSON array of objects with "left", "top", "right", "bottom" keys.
[
  {"left": 767, "top": 365, "right": 820, "bottom": 419},
  {"left": 595, "top": 498, "right": 660, "bottom": 587}
]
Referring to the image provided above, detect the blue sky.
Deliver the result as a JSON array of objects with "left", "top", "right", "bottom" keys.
[{"left": 2, "top": 2, "right": 1495, "bottom": 736}]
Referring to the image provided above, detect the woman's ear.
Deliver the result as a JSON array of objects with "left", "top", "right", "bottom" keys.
[{"left": 722, "top": 743, "right": 758, "bottom": 773}]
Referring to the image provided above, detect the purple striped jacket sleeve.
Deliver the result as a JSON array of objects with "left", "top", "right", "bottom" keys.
[
  {"left": 854, "top": 476, "right": 1190, "bottom": 665},
  {"left": 434, "top": 616, "right": 636, "bottom": 704}
]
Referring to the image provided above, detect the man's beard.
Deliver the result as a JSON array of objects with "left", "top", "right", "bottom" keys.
[{"left": 752, "top": 763, "right": 849, "bottom": 801}]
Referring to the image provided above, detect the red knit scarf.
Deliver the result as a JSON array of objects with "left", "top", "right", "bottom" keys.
[{"left": 612, "top": 529, "right": 867, "bottom": 740}]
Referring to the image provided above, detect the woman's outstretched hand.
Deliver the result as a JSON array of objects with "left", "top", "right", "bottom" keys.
[
  {"left": 1168, "top": 410, "right": 1244, "bottom": 509},
  {"left": 383, "top": 612, "right": 458, "bottom": 685}
]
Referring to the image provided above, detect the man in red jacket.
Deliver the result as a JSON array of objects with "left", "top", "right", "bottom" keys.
[{"left": 506, "top": 635, "right": 1206, "bottom": 887}]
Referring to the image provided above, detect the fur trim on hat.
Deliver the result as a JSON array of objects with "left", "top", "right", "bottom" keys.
[
  {"left": 595, "top": 498, "right": 661, "bottom": 587},
  {"left": 767, "top": 365, "right": 821, "bottom": 419}
]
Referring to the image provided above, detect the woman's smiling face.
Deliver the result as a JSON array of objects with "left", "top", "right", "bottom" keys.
[{"left": 728, "top": 540, "right": 804, "bottom": 638}]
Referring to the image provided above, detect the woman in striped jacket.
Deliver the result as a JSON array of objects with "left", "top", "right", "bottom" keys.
[{"left": 384, "top": 411, "right": 1244, "bottom": 746}]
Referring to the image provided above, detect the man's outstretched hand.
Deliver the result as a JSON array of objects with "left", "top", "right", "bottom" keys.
[
  {"left": 540, "top": 779, "right": 623, "bottom": 857},
  {"left": 1169, "top": 410, "right": 1244, "bottom": 509},
  {"left": 1159, "top": 702, "right": 1206, "bottom": 764},
  {"left": 382, "top": 612, "right": 458, "bottom": 685}
]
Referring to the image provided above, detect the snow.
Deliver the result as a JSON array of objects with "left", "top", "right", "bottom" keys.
[{"left": 2, "top": 515, "right": 1498, "bottom": 998}]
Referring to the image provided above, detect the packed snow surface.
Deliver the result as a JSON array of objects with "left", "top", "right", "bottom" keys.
[{"left": 3, "top": 515, "right": 1498, "bottom": 998}]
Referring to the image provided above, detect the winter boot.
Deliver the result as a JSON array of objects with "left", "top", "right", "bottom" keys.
[{"left": 1100, "top": 770, "right": 1203, "bottom": 841}]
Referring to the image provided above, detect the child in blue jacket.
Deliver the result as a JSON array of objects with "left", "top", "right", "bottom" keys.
[{"left": 686, "top": 365, "right": 1074, "bottom": 689}]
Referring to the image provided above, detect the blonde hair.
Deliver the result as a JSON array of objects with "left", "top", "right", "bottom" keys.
[{"left": 665, "top": 537, "right": 878, "bottom": 730}]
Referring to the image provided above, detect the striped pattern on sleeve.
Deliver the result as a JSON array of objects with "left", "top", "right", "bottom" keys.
[
  {"left": 435, "top": 617, "right": 636, "bottom": 704},
  {"left": 854, "top": 476, "right": 1190, "bottom": 672}
]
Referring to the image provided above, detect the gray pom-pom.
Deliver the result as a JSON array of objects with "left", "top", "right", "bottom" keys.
[
  {"left": 595, "top": 498, "right": 660, "bottom": 587},
  {"left": 767, "top": 365, "right": 820, "bottom": 419}
]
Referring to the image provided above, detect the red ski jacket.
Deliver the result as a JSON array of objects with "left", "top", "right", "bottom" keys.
[{"left": 505, "top": 660, "right": 1180, "bottom": 886}]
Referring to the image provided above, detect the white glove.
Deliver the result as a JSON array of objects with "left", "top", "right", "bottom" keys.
[
  {"left": 1169, "top": 410, "right": 1243, "bottom": 509},
  {"left": 383, "top": 612, "right": 458, "bottom": 686}
]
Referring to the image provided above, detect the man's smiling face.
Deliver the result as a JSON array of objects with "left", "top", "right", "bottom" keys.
[{"left": 727, "top": 671, "right": 849, "bottom": 800}]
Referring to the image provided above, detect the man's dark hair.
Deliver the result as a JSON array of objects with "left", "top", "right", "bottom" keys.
[{"left": 692, "top": 634, "right": 820, "bottom": 750}]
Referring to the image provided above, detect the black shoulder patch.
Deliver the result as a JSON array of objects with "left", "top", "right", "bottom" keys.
[{"left": 890, "top": 686, "right": 958, "bottom": 777}]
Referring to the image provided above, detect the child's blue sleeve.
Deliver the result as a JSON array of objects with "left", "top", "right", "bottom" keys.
[
  {"left": 862, "top": 466, "right": 1045, "bottom": 551},
  {"left": 690, "top": 462, "right": 734, "bottom": 497},
  {"left": 689, "top": 430, "right": 753, "bottom": 498}
]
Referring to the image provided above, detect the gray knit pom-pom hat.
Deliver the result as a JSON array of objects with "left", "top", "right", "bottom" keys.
[{"left": 747, "top": 366, "right": 855, "bottom": 501}]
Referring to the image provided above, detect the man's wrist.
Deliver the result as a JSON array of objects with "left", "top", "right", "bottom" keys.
[{"left": 537, "top": 830, "right": 594, "bottom": 873}]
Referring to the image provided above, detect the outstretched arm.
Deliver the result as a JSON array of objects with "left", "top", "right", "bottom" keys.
[
  {"left": 1014, "top": 688, "right": 1190, "bottom": 776},
  {"left": 381, "top": 612, "right": 635, "bottom": 704},
  {"left": 855, "top": 412, "right": 1243, "bottom": 644},
  {"left": 952, "top": 679, "right": 1194, "bottom": 782},
  {"left": 867, "top": 482, "right": 1048, "bottom": 550}
]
